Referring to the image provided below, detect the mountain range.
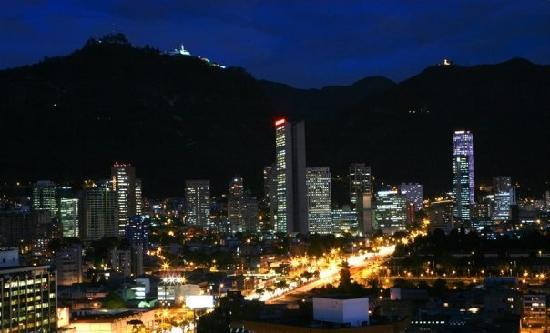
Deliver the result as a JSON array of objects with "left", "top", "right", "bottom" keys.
[{"left": 0, "top": 34, "right": 548, "bottom": 200}]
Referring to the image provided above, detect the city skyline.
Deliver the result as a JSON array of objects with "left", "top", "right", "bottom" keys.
[{"left": 1, "top": 2, "right": 549, "bottom": 330}]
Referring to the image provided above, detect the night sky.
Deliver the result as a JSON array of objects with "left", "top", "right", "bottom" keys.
[{"left": 2, "top": 1, "right": 549, "bottom": 88}]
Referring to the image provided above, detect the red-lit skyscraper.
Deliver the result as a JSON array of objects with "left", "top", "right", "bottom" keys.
[{"left": 274, "top": 118, "right": 307, "bottom": 234}]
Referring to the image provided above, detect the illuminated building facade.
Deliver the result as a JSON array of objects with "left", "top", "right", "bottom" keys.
[
  {"left": 79, "top": 180, "right": 118, "bottom": 241},
  {"left": 331, "top": 207, "right": 358, "bottom": 235},
  {"left": 0, "top": 266, "right": 57, "bottom": 332},
  {"left": 228, "top": 176, "right": 244, "bottom": 233},
  {"left": 349, "top": 164, "right": 373, "bottom": 211},
  {"left": 274, "top": 118, "right": 307, "bottom": 234},
  {"left": 306, "top": 167, "right": 332, "bottom": 234},
  {"left": 185, "top": 180, "right": 211, "bottom": 227},
  {"left": 32, "top": 180, "right": 57, "bottom": 216},
  {"left": 111, "top": 163, "right": 140, "bottom": 236},
  {"left": 375, "top": 189, "right": 407, "bottom": 234},
  {"left": 452, "top": 130, "right": 475, "bottom": 222},
  {"left": 58, "top": 197, "right": 79, "bottom": 237},
  {"left": 492, "top": 176, "right": 514, "bottom": 222}
]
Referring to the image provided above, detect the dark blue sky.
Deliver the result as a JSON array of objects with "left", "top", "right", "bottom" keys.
[{"left": 2, "top": 1, "right": 549, "bottom": 88}]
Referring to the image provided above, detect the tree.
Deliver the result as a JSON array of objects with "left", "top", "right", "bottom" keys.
[
  {"left": 102, "top": 292, "right": 126, "bottom": 309},
  {"left": 339, "top": 261, "right": 352, "bottom": 290}
]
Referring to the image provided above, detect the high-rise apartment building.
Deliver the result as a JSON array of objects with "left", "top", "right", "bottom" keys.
[
  {"left": 185, "top": 180, "right": 211, "bottom": 227},
  {"left": 349, "top": 164, "right": 373, "bottom": 211},
  {"left": 452, "top": 130, "right": 475, "bottom": 222},
  {"left": 306, "top": 167, "right": 332, "bottom": 234},
  {"left": 228, "top": 176, "right": 244, "bottom": 233},
  {"left": 492, "top": 176, "right": 514, "bottom": 222},
  {"left": 375, "top": 189, "right": 407, "bottom": 234},
  {"left": 32, "top": 180, "right": 57, "bottom": 216},
  {"left": 79, "top": 180, "right": 118, "bottom": 241},
  {"left": 111, "top": 163, "right": 140, "bottom": 235},
  {"left": 0, "top": 265, "right": 57, "bottom": 332},
  {"left": 274, "top": 118, "right": 307, "bottom": 234}
]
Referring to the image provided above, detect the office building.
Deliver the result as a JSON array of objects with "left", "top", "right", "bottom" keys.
[
  {"left": 54, "top": 243, "right": 83, "bottom": 286},
  {"left": 331, "top": 207, "right": 358, "bottom": 235},
  {"left": 135, "top": 178, "right": 142, "bottom": 216},
  {"left": 274, "top": 118, "right": 307, "bottom": 234},
  {"left": 58, "top": 197, "right": 79, "bottom": 237},
  {"left": 492, "top": 176, "right": 514, "bottom": 222},
  {"left": 0, "top": 210, "right": 52, "bottom": 247},
  {"left": 32, "top": 180, "right": 57, "bottom": 215},
  {"left": 228, "top": 176, "right": 244, "bottom": 233},
  {"left": 399, "top": 183, "right": 423, "bottom": 212},
  {"left": 452, "top": 130, "right": 475, "bottom": 222},
  {"left": 358, "top": 193, "right": 375, "bottom": 236},
  {"left": 426, "top": 198, "right": 454, "bottom": 234},
  {"left": 0, "top": 265, "right": 57, "bottom": 332},
  {"left": 185, "top": 180, "right": 211, "bottom": 227},
  {"left": 375, "top": 189, "right": 407, "bottom": 234},
  {"left": 79, "top": 180, "right": 118, "bottom": 241},
  {"left": 349, "top": 164, "right": 373, "bottom": 211},
  {"left": 263, "top": 164, "right": 277, "bottom": 228},
  {"left": 111, "top": 163, "right": 140, "bottom": 235},
  {"left": 242, "top": 196, "right": 259, "bottom": 233},
  {"left": 306, "top": 167, "right": 332, "bottom": 234}
]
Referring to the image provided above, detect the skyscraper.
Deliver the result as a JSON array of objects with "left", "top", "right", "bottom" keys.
[
  {"left": 452, "top": 130, "right": 475, "bottom": 222},
  {"left": 349, "top": 164, "right": 373, "bottom": 211},
  {"left": 58, "top": 197, "right": 79, "bottom": 237},
  {"left": 274, "top": 118, "right": 307, "bottom": 234},
  {"left": 492, "top": 176, "right": 514, "bottom": 222},
  {"left": 228, "top": 176, "right": 244, "bottom": 233},
  {"left": 32, "top": 180, "right": 57, "bottom": 216},
  {"left": 111, "top": 163, "right": 139, "bottom": 235},
  {"left": 79, "top": 180, "right": 118, "bottom": 241},
  {"left": 375, "top": 189, "right": 407, "bottom": 234},
  {"left": 306, "top": 167, "right": 332, "bottom": 234},
  {"left": 56, "top": 186, "right": 79, "bottom": 238},
  {"left": 185, "top": 180, "right": 211, "bottom": 227}
]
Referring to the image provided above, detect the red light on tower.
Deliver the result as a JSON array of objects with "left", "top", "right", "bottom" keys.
[{"left": 275, "top": 118, "right": 286, "bottom": 127}]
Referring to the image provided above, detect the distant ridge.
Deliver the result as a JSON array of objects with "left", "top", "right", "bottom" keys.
[{"left": 0, "top": 34, "right": 547, "bottom": 198}]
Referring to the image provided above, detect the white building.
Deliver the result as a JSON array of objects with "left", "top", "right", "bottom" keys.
[{"left": 312, "top": 297, "right": 369, "bottom": 327}]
